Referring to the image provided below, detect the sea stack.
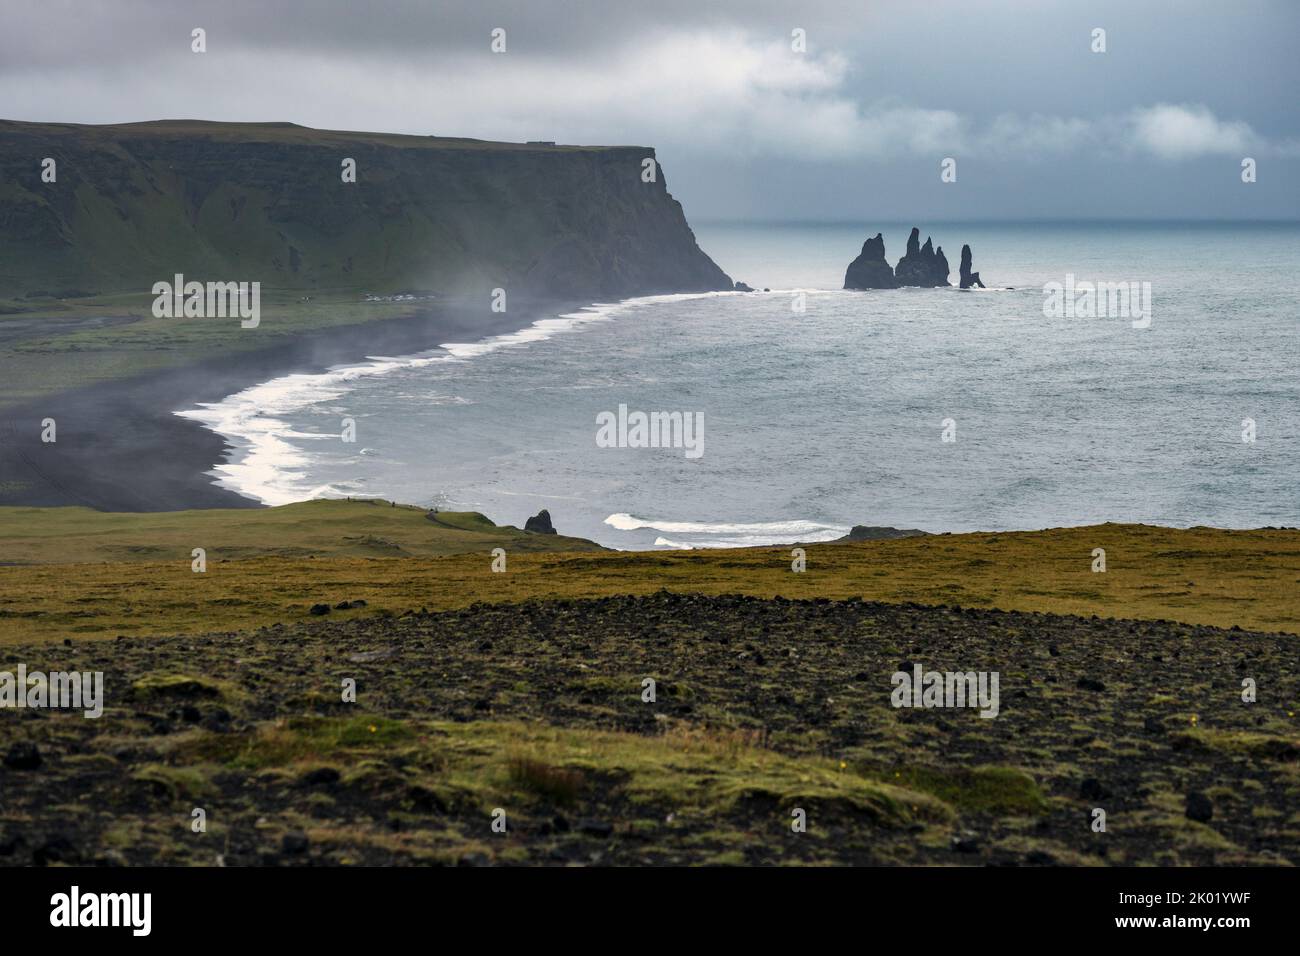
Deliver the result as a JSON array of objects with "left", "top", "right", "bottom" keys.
[
  {"left": 843, "top": 232, "right": 899, "bottom": 289},
  {"left": 894, "top": 228, "right": 951, "bottom": 287},
  {"left": 959, "top": 244, "right": 985, "bottom": 289}
]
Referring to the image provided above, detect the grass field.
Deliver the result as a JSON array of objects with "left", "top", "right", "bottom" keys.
[
  {"left": 2, "top": 499, "right": 1298, "bottom": 643},
  {"left": 0, "top": 292, "right": 417, "bottom": 409},
  {"left": 0, "top": 498, "right": 602, "bottom": 564}
]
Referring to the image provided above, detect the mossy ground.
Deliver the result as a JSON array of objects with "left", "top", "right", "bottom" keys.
[
  {"left": 2, "top": 508, "right": 1296, "bottom": 865},
  {"left": 1, "top": 593, "right": 1295, "bottom": 866}
]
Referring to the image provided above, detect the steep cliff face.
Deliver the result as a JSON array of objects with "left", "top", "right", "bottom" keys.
[{"left": 0, "top": 120, "right": 731, "bottom": 300}]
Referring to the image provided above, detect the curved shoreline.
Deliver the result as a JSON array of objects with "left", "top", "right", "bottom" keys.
[
  {"left": 178, "top": 291, "right": 742, "bottom": 510},
  {"left": 0, "top": 299, "right": 577, "bottom": 512}
]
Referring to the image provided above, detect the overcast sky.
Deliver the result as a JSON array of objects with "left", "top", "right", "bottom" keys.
[{"left": 3, "top": 0, "right": 1297, "bottom": 220}]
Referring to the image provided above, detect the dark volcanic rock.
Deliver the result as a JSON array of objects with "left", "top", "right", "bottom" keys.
[
  {"left": 200, "top": 708, "right": 232, "bottom": 733},
  {"left": 843, "top": 232, "right": 899, "bottom": 289},
  {"left": 959, "top": 244, "right": 985, "bottom": 289},
  {"left": 835, "top": 525, "right": 929, "bottom": 542},
  {"left": 733, "top": 281, "right": 756, "bottom": 292},
  {"left": 1185, "top": 791, "right": 1214, "bottom": 823},
  {"left": 525, "top": 509, "right": 557, "bottom": 535},
  {"left": 281, "top": 831, "right": 310, "bottom": 855},
  {"left": 300, "top": 767, "right": 341, "bottom": 788},
  {"left": 3, "top": 742, "right": 41, "bottom": 770},
  {"left": 33, "top": 836, "right": 79, "bottom": 866},
  {"left": 894, "top": 228, "right": 951, "bottom": 287},
  {"left": 1080, "top": 777, "right": 1109, "bottom": 800}
]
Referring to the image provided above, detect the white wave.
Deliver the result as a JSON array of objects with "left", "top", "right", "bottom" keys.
[
  {"left": 653, "top": 532, "right": 838, "bottom": 550},
  {"left": 176, "top": 292, "right": 727, "bottom": 506},
  {"left": 605, "top": 513, "right": 846, "bottom": 538}
]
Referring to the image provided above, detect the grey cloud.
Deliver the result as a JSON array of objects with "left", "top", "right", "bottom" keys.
[{"left": 1, "top": 0, "right": 1297, "bottom": 219}]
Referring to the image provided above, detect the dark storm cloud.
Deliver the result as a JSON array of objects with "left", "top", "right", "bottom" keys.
[
  {"left": 2, "top": 0, "right": 1297, "bottom": 218},
  {"left": 0, "top": 0, "right": 861, "bottom": 64}
]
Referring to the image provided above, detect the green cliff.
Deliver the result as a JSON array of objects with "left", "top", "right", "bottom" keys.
[{"left": 0, "top": 119, "right": 731, "bottom": 301}]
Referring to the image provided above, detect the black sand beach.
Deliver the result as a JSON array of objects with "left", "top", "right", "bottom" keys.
[{"left": 0, "top": 299, "right": 577, "bottom": 512}]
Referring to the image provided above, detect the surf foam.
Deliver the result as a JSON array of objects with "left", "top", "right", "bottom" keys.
[{"left": 176, "top": 292, "right": 734, "bottom": 506}]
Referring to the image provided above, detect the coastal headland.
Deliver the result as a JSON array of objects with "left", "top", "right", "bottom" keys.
[{"left": 0, "top": 119, "right": 732, "bottom": 511}]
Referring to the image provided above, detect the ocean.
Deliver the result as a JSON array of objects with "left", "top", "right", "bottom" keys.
[{"left": 178, "top": 221, "right": 1300, "bottom": 550}]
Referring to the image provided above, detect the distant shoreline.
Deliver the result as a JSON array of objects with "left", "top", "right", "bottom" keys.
[{"left": 0, "top": 298, "right": 576, "bottom": 512}]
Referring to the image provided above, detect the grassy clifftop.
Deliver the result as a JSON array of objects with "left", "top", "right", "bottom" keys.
[
  {"left": 2, "top": 503, "right": 1297, "bottom": 642},
  {"left": 0, "top": 499, "right": 602, "bottom": 564},
  {"left": 0, "top": 119, "right": 731, "bottom": 302}
]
